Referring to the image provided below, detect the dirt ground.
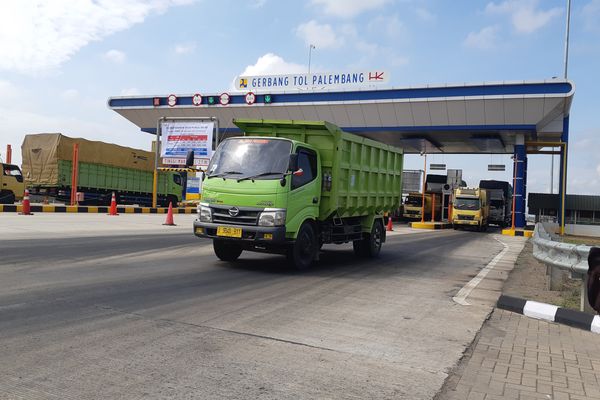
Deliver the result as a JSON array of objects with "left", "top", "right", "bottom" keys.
[{"left": 502, "top": 240, "right": 581, "bottom": 310}]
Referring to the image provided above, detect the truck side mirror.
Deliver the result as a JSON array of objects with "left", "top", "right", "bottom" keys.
[
  {"left": 185, "top": 150, "right": 195, "bottom": 168},
  {"left": 292, "top": 168, "right": 304, "bottom": 177},
  {"left": 288, "top": 153, "right": 298, "bottom": 172}
]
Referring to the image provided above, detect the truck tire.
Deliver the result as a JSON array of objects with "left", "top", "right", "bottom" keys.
[
  {"left": 287, "top": 222, "right": 317, "bottom": 270},
  {"left": 353, "top": 219, "right": 383, "bottom": 258},
  {"left": 213, "top": 239, "right": 243, "bottom": 262},
  {"left": 0, "top": 190, "right": 15, "bottom": 204}
]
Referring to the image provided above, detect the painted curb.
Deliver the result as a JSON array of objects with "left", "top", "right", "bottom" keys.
[
  {"left": 0, "top": 205, "right": 195, "bottom": 214},
  {"left": 497, "top": 294, "right": 600, "bottom": 334},
  {"left": 410, "top": 222, "right": 452, "bottom": 230},
  {"left": 501, "top": 229, "right": 533, "bottom": 237}
]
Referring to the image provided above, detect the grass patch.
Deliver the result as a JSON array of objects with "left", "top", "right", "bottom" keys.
[
  {"left": 562, "top": 235, "right": 600, "bottom": 246},
  {"left": 559, "top": 279, "right": 581, "bottom": 310}
]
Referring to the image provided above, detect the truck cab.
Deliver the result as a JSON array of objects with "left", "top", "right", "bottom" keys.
[
  {"left": 403, "top": 192, "right": 441, "bottom": 221},
  {"left": 196, "top": 136, "right": 319, "bottom": 244},
  {"left": 452, "top": 187, "right": 490, "bottom": 231},
  {"left": 0, "top": 163, "right": 24, "bottom": 204}
]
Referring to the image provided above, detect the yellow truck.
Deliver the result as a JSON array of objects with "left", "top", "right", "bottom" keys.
[
  {"left": 0, "top": 163, "right": 25, "bottom": 204},
  {"left": 403, "top": 192, "right": 442, "bottom": 221},
  {"left": 452, "top": 187, "right": 490, "bottom": 231}
]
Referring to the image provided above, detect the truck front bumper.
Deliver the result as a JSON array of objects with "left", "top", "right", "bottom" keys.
[
  {"left": 453, "top": 220, "right": 481, "bottom": 226},
  {"left": 193, "top": 220, "right": 287, "bottom": 244}
]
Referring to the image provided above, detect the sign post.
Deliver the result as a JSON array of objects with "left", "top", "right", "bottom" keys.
[{"left": 153, "top": 117, "right": 218, "bottom": 208}]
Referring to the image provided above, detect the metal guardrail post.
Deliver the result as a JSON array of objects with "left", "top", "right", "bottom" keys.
[{"left": 532, "top": 223, "right": 592, "bottom": 312}]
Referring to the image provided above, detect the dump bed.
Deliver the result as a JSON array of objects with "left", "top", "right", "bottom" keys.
[{"left": 233, "top": 119, "right": 403, "bottom": 220}]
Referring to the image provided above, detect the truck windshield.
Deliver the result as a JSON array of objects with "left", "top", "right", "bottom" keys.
[
  {"left": 208, "top": 138, "right": 292, "bottom": 179},
  {"left": 490, "top": 199, "right": 503, "bottom": 208},
  {"left": 405, "top": 196, "right": 423, "bottom": 206},
  {"left": 454, "top": 198, "right": 480, "bottom": 210}
]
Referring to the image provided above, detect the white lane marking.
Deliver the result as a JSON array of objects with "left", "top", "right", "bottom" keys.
[
  {"left": 453, "top": 237, "right": 509, "bottom": 306},
  {"left": 523, "top": 301, "right": 558, "bottom": 322},
  {"left": 591, "top": 316, "right": 600, "bottom": 334}
]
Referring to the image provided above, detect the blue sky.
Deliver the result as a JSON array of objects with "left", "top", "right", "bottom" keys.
[{"left": 1, "top": 0, "right": 599, "bottom": 195}]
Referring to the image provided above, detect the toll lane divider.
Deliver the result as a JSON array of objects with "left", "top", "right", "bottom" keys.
[
  {"left": 0, "top": 205, "right": 195, "bottom": 214},
  {"left": 497, "top": 294, "right": 600, "bottom": 334}
]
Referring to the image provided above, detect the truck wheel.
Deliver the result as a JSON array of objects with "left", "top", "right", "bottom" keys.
[
  {"left": 213, "top": 239, "right": 243, "bottom": 262},
  {"left": 287, "top": 222, "right": 317, "bottom": 270},
  {"left": 353, "top": 219, "right": 383, "bottom": 258}
]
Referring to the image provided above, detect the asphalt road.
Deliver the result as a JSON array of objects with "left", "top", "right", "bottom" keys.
[{"left": 0, "top": 226, "right": 508, "bottom": 399}]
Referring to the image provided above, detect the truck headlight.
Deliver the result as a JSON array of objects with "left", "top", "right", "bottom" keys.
[
  {"left": 258, "top": 210, "right": 286, "bottom": 227},
  {"left": 198, "top": 204, "right": 212, "bottom": 223}
]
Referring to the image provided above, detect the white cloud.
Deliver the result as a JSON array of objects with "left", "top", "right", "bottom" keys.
[
  {"left": 464, "top": 26, "right": 499, "bottom": 50},
  {"left": 416, "top": 8, "right": 436, "bottom": 22},
  {"left": 486, "top": 0, "right": 562, "bottom": 34},
  {"left": 61, "top": 89, "right": 79, "bottom": 99},
  {"left": 367, "top": 15, "right": 404, "bottom": 38},
  {"left": 583, "top": 0, "right": 600, "bottom": 31},
  {"left": 310, "top": 0, "right": 390, "bottom": 18},
  {"left": 174, "top": 42, "right": 196, "bottom": 55},
  {"left": 296, "top": 20, "right": 342, "bottom": 49},
  {"left": 597, "top": 163, "right": 600, "bottom": 177},
  {"left": 103, "top": 49, "right": 126, "bottom": 63},
  {"left": 250, "top": 0, "right": 267, "bottom": 8},
  {"left": 120, "top": 88, "right": 141, "bottom": 96},
  {"left": 0, "top": 0, "right": 195, "bottom": 74},
  {"left": 238, "top": 53, "right": 306, "bottom": 76},
  {"left": 233, "top": 53, "right": 306, "bottom": 90}
]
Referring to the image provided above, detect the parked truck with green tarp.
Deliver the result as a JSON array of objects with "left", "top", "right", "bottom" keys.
[
  {"left": 21, "top": 133, "right": 182, "bottom": 206},
  {"left": 193, "top": 119, "right": 403, "bottom": 269}
]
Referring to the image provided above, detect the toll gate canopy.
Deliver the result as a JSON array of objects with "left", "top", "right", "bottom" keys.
[{"left": 108, "top": 79, "right": 575, "bottom": 228}]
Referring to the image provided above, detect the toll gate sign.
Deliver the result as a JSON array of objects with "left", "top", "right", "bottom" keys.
[{"left": 160, "top": 120, "right": 214, "bottom": 166}]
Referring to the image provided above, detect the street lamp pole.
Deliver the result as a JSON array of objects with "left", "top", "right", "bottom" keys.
[
  {"left": 308, "top": 44, "right": 315, "bottom": 75},
  {"left": 421, "top": 153, "right": 427, "bottom": 224},
  {"left": 563, "top": 0, "right": 572, "bottom": 79}
]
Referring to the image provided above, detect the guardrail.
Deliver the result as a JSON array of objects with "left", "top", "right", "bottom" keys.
[
  {"left": 532, "top": 223, "right": 591, "bottom": 311},
  {"left": 533, "top": 223, "right": 591, "bottom": 274}
]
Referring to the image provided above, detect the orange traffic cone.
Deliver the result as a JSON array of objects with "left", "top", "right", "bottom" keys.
[
  {"left": 20, "top": 189, "right": 32, "bottom": 215},
  {"left": 386, "top": 216, "right": 393, "bottom": 232},
  {"left": 163, "top": 202, "right": 176, "bottom": 226},
  {"left": 108, "top": 192, "right": 119, "bottom": 216}
]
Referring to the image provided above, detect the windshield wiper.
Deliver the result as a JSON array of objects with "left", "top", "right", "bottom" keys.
[
  {"left": 207, "top": 171, "right": 243, "bottom": 179},
  {"left": 237, "top": 171, "right": 284, "bottom": 182}
]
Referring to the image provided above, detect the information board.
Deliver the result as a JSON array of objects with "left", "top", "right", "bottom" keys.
[{"left": 160, "top": 121, "right": 214, "bottom": 165}]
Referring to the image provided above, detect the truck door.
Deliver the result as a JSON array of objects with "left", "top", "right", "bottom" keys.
[
  {"left": 1, "top": 163, "right": 25, "bottom": 203},
  {"left": 287, "top": 147, "right": 320, "bottom": 233}
]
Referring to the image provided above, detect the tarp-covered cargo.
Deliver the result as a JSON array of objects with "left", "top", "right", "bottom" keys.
[{"left": 21, "top": 133, "right": 155, "bottom": 186}]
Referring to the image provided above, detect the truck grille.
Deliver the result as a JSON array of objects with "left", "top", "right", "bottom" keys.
[
  {"left": 458, "top": 215, "right": 475, "bottom": 220},
  {"left": 211, "top": 205, "right": 262, "bottom": 226}
]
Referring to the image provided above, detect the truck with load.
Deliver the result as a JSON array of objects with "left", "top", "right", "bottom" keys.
[
  {"left": 452, "top": 187, "right": 490, "bottom": 231},
  {"left": 193, "top": 119, "right": 403, "bottom": 269},
  {"left": 0, "top": 163, "right": 25, "bottom": 204},
  {"left": 479, "top": 180, "right": 512, "bottom": 227},
  {"left": 402, "top": 192, "right": 441, "bottom": 221},
  {"left": 21, "top": 133, "right": 183, "bottom": 206}
]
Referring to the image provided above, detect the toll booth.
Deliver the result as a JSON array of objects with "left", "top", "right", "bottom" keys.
[{"left": 109, "top": 80, "right": 574, "bottom": 231}]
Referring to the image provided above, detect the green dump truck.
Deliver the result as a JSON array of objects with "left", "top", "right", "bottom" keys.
[
  {"left": 193, "top": 119, "right": 403, "bottom": 269},
  {"left": 21, "top": 133, "right": 182, "bottom": 206}
]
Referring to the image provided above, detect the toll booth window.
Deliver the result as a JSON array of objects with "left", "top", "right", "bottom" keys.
[{"left": 292, "top": 150, "right": 317, "bottom": 190}]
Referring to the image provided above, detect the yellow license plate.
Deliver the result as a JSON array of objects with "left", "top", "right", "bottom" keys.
[{"left": 216, "top": 226, "right": 242, "bottom": 238}]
